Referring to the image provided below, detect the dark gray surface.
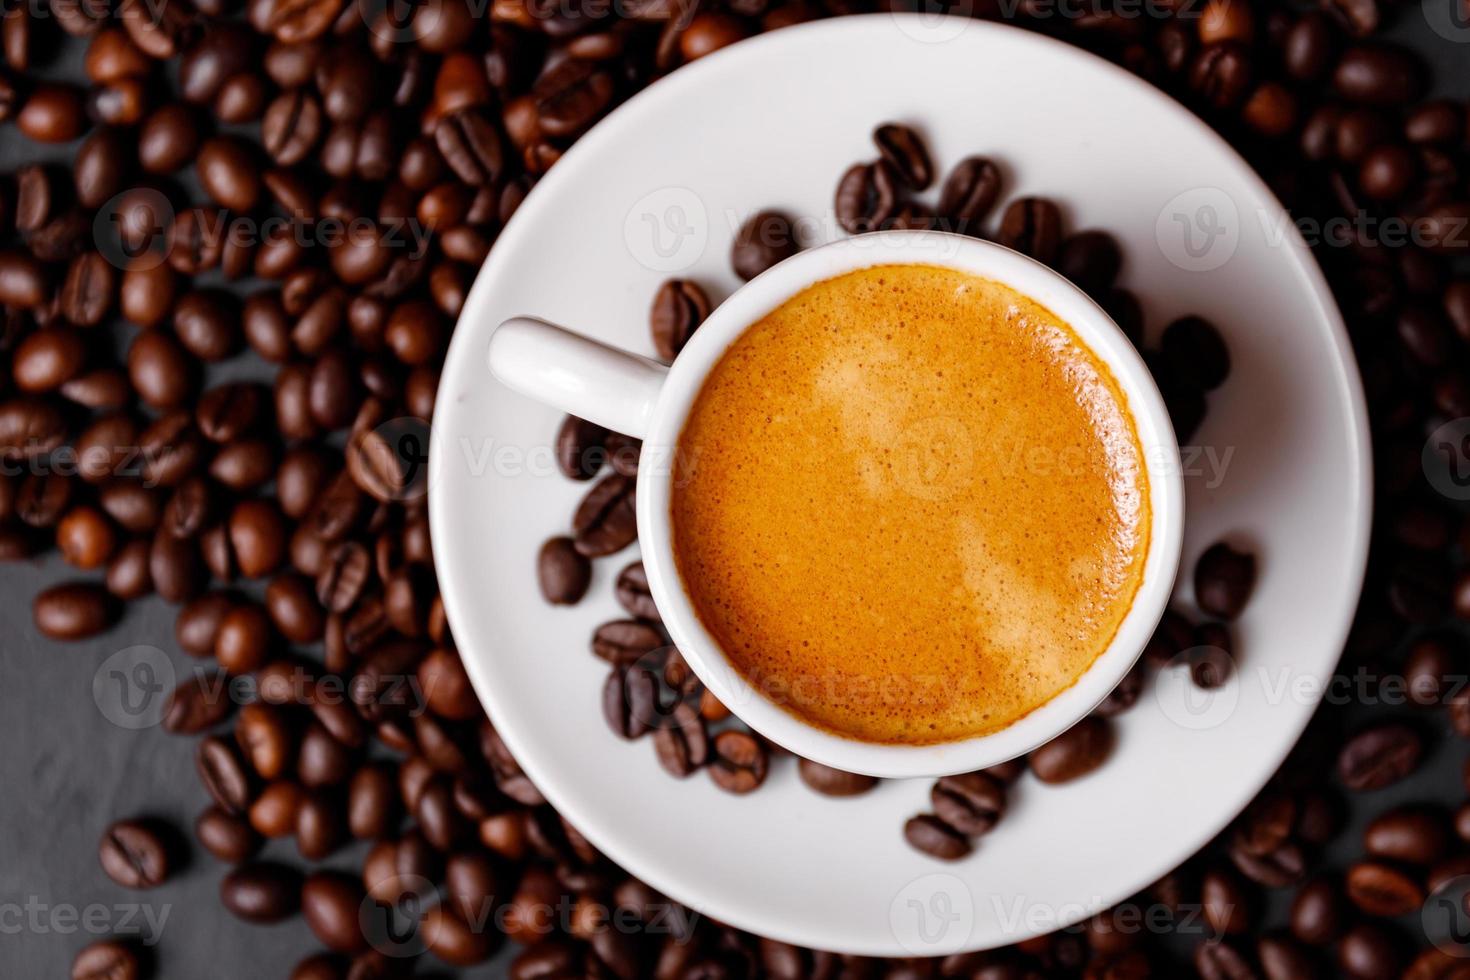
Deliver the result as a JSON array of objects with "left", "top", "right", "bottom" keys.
[{"left": 3, "top": 9, "right": 1470, "bottom": 980}]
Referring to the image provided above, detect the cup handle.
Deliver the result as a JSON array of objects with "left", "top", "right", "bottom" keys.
[{"left": 486, "top": 316, "right": 669, "bottom": 439}]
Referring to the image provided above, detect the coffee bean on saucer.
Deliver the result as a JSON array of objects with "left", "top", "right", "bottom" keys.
[
  {"left": 613, "top": 561, "right": 660, "bottom": 622},
  {"left": 650, "top": 279, "right": 710, "bottom": 361},
  {"left": 1094, "top": 662, "right": 1145, "bottom": 716},
  {"left": 731, "top": 210, "right": 797, "bottom": 281},
  {"left": 71, "top": 940, "right": 142, "bottom": 980},
  {"left": 903, "top": 815, "right": 971, "bottom": 861},
  {"left": 797, "top": 758, "right": 877, "bottom": 797},
  {"left": 653, "top": 702, "right": 709, "bottom": 778},
  {"left": 572, "top": 474, "right": 637, "bottom": 557},
  {"left": 1195, "top": 542, "right": 1256, "bottom": 620},
  {"left": 555, "top": 415, "right": 609, "bottom": 482},
  {"left": 709, "top": 730, "right": 768, "bottom": 794},
  {"left": 937, "top": 157, "right": 1002, "bottom": 236},
  {"left": 1029, "top": 717, "right": 1113, "bottom": 784},
  {"left": 1337, "top": 723, "right": 1422, "bottom": 791},
  {"left": 931, "top": 772, "right": 1005, "bottom": 835},
  {"left": 590, "top": 619, "right": 665, "bottom": 666},
  {"left": 997, "top": 197, "right": 1063, "bottom": 265},
  {"left": 99, "top": 819, "right": 172, "bottom": 889},
  {"left": 538, "top": 536, "right": 591, "bottom": 605},
  {"left": 1162, "top": 316, "right": 1231, "bottom": 391},
  {"left": 1055, "top": 231, "right": 1121, "bottom": 298},
  {"left": 602, "top": 665, "right": 657, "bottom": 740},
  {"left": 873, "top": 123, "right": 932, "bottom": 190},
  {"left": 834, "top": 160, "right": 899, "bottom": 235}
]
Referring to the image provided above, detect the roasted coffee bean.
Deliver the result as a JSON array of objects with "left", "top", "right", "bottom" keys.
[
  {"left": 555, "top": 415, "right": 608, "bottom": 482},
  {"left": 71, "top": 940, "right": 142, "bottom": 980},
  {"left": 162, "top": 672, "right": 232, "bottom": 734},
  {"left": 538, "top": 536, "right": 591, "bottom": 605},
  {"left": 196, "top": 137, "right": 261, "bottom": 212},
  {"left": 58, "top": 253, "right": 116, "bottom": 327},
  {"left": 1333, "top": 43, "right": 1426, "bottom": 107},
  {"left": 106, "top": 539, "right": 154, "bottom": 599},
  {"left": 1029, "top": 717, "right": 1113, "bottom": 783},
  {"left": 1364, "top": 806, "right": 1449, "bottom": 865},
  {"left": 248, "top": 780, "right": 304, "bottom": 838},
  {"left": 1190, "top": 42, "right": 1253, "bottom": 110},
  {"left": 873, "top": 123, "right": 932, "bottom": 190},
  {"left": 903, "top": 814, "right": 971, "bottom": 861},
  {"left": 1194, "top": 939, "right": 1256, "bottom": 980},
  {"left": 317, "top": 541, "right": 371, "bottom": 612},
  {"left": 572, "top": 474, "right": 637, "bottom": 557},
  {"left": 195, "top": 805, "right": 261, "bottom": 864},
  {"left": 19, "top": 84, "right": 87, "bottom": 142},
  {"left": 1161, "top": 316, "right": 1231, "bottom": 391},
  {"left": 997, "top": 197, "right": 1063, "bottom": 265},
  {"left": 935, "top": 156, "right": 1002, "bottom": 233},
  {"left": 1289, "top": 876, "right": 1345, "bottom": 946},
  {"left": 197, "top": 734, "right": 252, "bottom": 814},
  {"left": 236, "top": 701, "right": 294, "bottom": 780},
  {"left": 418, "top": 648, "right": 478, "bottom": 721},
  {"left": 99, "top": 819, "right": 172, "bottom": 889},
  {"left": 13, "top": 327, "right": 86, "bottom": 394},
  {"left": 708, "top": 730, "right": 768, "bottom": 794},
  {"left": 602, "top": 665, "right": 657, "bottom": 740},
  {"left": 33, "top": 582, "right": 117, "bottom": 640},
  {"left": 591, "top": 619, "right": 664, "bottom": 665},
  {"left": 650, "top": 279, "right": 710, "bottom": 361},
  {"left": 931, "top": 772, "right": 1005, "bottom": 835},
  {"left": 731, "top": 210, "right": 798, "bottom": 281},
  {"left": 434, "top": 108, "right": 504, "bottom": 187},
  {"left": 128, "top": 331, "right": 194, "bottom": 410},
  {"left": 797, "top": 758, "right": 877, "bottom": 797},
  {"left": 221, "top": 862, "right": 302, "bottom": 923},
  {"left": 301, "top": 871, "right": 367, "bottom": 953},
  {"left": 348, "top": 762, "right": 398, "bottom": 840},
  {"left": 1202, "top": 867, "right": 1252, "bottom": 935},
  {"left": 1337, "top": 723, "right": 1422, "bottom": 790},
  {"left": 612, "top": 561, "right": 660, "bottom": 622},
  {"left": 1195, "top": 542, "right": 1256, "bottom": 619},
  {"left": 0, "top": 251, "right": 47, "bottom": 308},
  {"left": 834, "top": 160, "right": 899, "bottom": 235},
  {"left": 652, "top": 702, "right": 709, "bottom": 778},
  {"left": 1345, "top": 861, "right": 1424, "bottom": 917},
  {"left": 1055, "top": 231, "right": 1121, "bottom": 297}
]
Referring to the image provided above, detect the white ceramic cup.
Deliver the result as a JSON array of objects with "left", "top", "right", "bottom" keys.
[{"left": 487, "top": 230, "right": 1184, "bottom": 778}]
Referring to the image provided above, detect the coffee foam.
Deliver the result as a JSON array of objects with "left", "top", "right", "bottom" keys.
[{"left": 670, "top": 265, "right": 1150, "bottom": 744}]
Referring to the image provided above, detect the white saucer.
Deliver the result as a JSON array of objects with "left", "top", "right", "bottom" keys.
[{"left": 430, "top": 15, "right": 1370, "bottom": 957}]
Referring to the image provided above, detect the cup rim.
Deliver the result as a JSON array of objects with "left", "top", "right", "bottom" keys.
[{"left": 636, "top": 230, "right": 1185, "bottom": 779}]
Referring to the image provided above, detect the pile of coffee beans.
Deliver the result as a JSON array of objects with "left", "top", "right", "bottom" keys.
[
  {"left": 545, "top": 122, "right": 1254, "bottom": 865},
  {"left": 0, "top": 0, "right": 1461, "bottom": 975}
]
